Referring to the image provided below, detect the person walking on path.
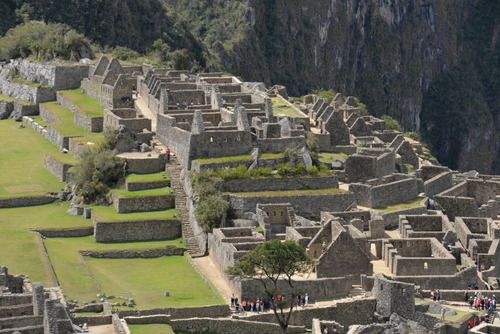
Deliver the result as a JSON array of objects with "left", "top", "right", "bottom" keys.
[{"left": 165, "top": 146, "right": 171, "bottom": 162}]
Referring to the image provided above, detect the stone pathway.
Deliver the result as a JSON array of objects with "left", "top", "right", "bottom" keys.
[
  {"left": 165, "top": 155, "right": 205, "bottom": 257},
  {"left": 134, "top": 95, "right": 157, "bottom": 132}
]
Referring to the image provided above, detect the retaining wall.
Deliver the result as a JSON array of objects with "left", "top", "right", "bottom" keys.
[
  {"left": 34, "top": 227, "right": 93, "bottom": 238},
  {"left": 112, "top": 193, "right": 174, "bottom": 213},
  {"left": 44, "top": 155, "right": 73, "bottom": 182},
  {"left": 220, "top": 176, "right": 338, "bottom": 193},
  {"left": 93, "top": 219, "right": 181, "bottom": 242},
  {"left": 0, "top": 315, "right": 42, "bottom": 330},
  {"left": 0, "top": 196, "right": 56, "bottom": 208},
  {"left": 171, "top": 318, "right": 305, "bottom": 334},
  {"left": 123, "top": 315, "right": 170, "bottom": 324},
  {"left": 123, "top": 154, "right": 167, "bottom": 174},
  {"left": 72, "top": 315, "right": 112, "bottom": 326},
  {"left": 57, "top": 92, "right": 103, "bottom": 132},
  {"left": 80, "top": 248, "right": 184, "bottom": 258},
  {"left": 117, "top": 304, "right": 230, "bottom": 319},
  {"left": 126, "top": 180, "right": 170, "bottom": 191}
]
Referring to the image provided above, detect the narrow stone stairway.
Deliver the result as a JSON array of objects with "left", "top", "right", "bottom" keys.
[{"left": 165, "top": 155, "right": 205, "bottom": 257}]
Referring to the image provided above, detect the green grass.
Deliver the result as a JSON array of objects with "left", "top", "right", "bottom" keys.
[
  {"left": 112, "top": 187, "right": 172, "bottom": 198},
  {"left": 259, "top": 152, "right": 285, "bottom": 159},
  {"left": 318, "top": 151, "right": 348, "bottom": 163},
  {"left": 271, "top": 97, "right": 305, "bottom": 117},
  {"left": 374, "top": 197, "right": 423, "bottom": 213},
  {"left": 11, "top": 76, "right": 50, "bottom": 88},
  {"left": 40, "top": 102, "right": 102, "bottom": 141},
  {"left": 46, "top": 254, "right": 224, "bottom": 309},
  {"left": 229, "top": 188, "right": 346, "bottom": 196},
  {"left": 58, "top": 89, "right": 104, "bottom": 117},
  {"left": 194, "top": 154, "right": 253, "bottom": 164},
  {"left": 0, "top": 202, "right": 93, "bottom": 286},
  {"left": 426, "top": 308, "right": 480, "bottom": 323},
  {"left": 129, "top": 324, "right": 175, "bottom": 334},
  {"left": 0, "top": 93, "right": 33, "bottom": 105},
  {"left": 91, "top": 205, "right": 179, "bottom": 222},
  {"left": 0, "top": 119, "right": 70, "bottom": 197},
  {"left": 126, "top": 172, "right": 170, "bottom": 183}
]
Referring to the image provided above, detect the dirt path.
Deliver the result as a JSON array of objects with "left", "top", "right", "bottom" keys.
[
  {"left": 134, "top": 95, "right": 157, "bottom": 132},
  {"left": 193, "top": 256, "right": 232, "bottom": 305}
]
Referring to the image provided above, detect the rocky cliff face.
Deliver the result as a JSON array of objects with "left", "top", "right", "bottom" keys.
[{"left": 171, "top": 0, "right": 499, "bottom": 174}]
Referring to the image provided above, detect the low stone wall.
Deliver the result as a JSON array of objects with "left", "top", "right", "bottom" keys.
[
  {"left": 0, "top": 78, "right": 55, "bottom": 104},
  {"left": 349, "top": 178, "right": 419, "bottom": 208},
  {"left": 394, "top": 266, "right": 479, "bottom": 290},
  {"left": 44, "top": 155, "right": 73, "bottom": 182},
  {"left": 124, "top": 154, "right": 167, "bottom": 174},
  {"left": 73, "top": 315, "right": 112, "bottom": 326},
  {"left": 12, "top": 102, "right": 38, "bottom": 118},
  {"left": 256, "top": 137, "right": 307, "bottom": 153},
  {"left": 34, "top": 227, "right": 93, "bottom": 238},
  {"left": 0, "top": 196, "right": 56, "bottom": 208},
  {"left": 0, "top": 304, "right": 33, "bottom": 318},
  {"left": 381, "top": 206, "right": 427, "bottom": 227},
  {"left": 0, "top": 325, "right": 43, "bottom": 334},
  {"left": 80, "top": 248, "right": 184, "bottom": 258},
  {"left": 424, "top": 172, "right": 453, "bottom": 198},
  {"left": 220, "top": 176, "right": 338, "bottom": 193},
  {"left": 112, "top": 193, "right": 174, "bottom": 213},
  {"left": 227, "top": 192, "right": 356, "bottom": 219},
  {"left": 0, "top": 315, "right": 43, "bottom": 330},
  {"left": 71, "top": 303, "right": 103, "bottom": 313},
  {"left": 241, "top": 298, "right": 376, "bottom": 328},
  {"left": 190, "top": 159, "right": 254, "bottom": 172},
  {"left": 421, "top": 289, "right": 500, "bottom": 302},
  {"left": 171, "top": 318, "right": 305, "bottom": 334},
  {"left": 126, "top": 180, "right": 170, "bottom": 191},
  {"left": 57, "top": 91, "right": 103, "bottom": 132},
  {"left": 0, "top": 294, "right": 32, "bottom": 307},
  {"left": 233, "top": 276, "right": 353, "bottom": 302},
  {"left": 117, "top": 304, "right": 230, "bottom": 319},
  {"left": 124, "top": 315, "right": 170, "bottom": 324},
  {"left": 93, "top": 218, "right": 181, "bottom": 242}
]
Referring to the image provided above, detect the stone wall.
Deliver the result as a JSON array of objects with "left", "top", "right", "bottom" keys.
[
  {"left": 112, "top": 193, "right": 174, "bottom": 213},
  {"left": 381, "top": 206, "right": 427, "bottom": 227},
  {"left": 349, "top": 177, "right": 419, "bottom": 208},
  {"left": 80, "top": 248, "right": 184, "bottom": 258},
  {"left": 232, "top": 276, "right": 353, "bottom": 302},
  {"left": 372, "top": 274, "right": 415, "bottom": 319},
  {"left": 123, "top": 154, "right": 166, "bottom": 174},
  {"left": 0, "top": 79, "right": 55, "bottom": 104},
  {"left": 191, "top": 159, "right": 254, "bottom": 172},
  {"left": 424, "top": 172, "right": 453, "bottom": 198},
  {"left": 0, "top": 315, "right": 43, "bottom": 330},
  {"left": 44, "top": 155, "right": 73, "bottom": 182},
  {"left": 0, "top": 196, "right": 56, "bottom": 208},
  {"left": 16, "top": 60, "right": 89, "bottom": 90},
  {"left": 34, "top": 227, "right": 93, "bottom": 238},
  {"left": 93, "top": 218, "right": 181, "bottom": 242},
  {"left": 0, "top": 304, "right": 33, "bottom": 318},
  {"left": 256, "top": 137, "right": 307, "bottom": 153},
  {"left": 104, "top": 109, "right": 151, "bottom": 133},
  {"left": 0, "top": 294, "right": 32, "bottom": 307},
  {"left": 242, "top": 298, "right": 376, "bottom": 328},
  {"left": 171, "top": 318, "right": 305, "bottom": 334},
  {"left": 124, "top": 315, "right": 170, "bottom": 324},
  {"left": 226, "top": 192, "right": 356, "bottom": 220},
  {"left": 57, "top": 92, "right": 103, "bottom": 132},
  {"left": 126, "top": 180, "right": 170, "bottom": 191},
  {"left": 394, "top": 266, "right": 479, "bottom": 290},
  {"left": 220, "top": 176, "right": 338, "bottom": 193},
  {"left": 73, "top": 315, "right": 112, "bottom": 326},
  {"left": 117, "top": 304, "right": 230, "bottom": 319}
]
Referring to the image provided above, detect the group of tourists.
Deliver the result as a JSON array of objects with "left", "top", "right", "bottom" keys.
[
  {"left": 467, "top": 315, "right": 492, "bottom": 329},
  {"left": 430, "top": 289, "right": 442, "bottom": 301},
  {"left": 466, "top": 291, "right": 497, "bottom": 312},
  {"left": 230, "top": 293, "right": 309, "bottom": 313}
]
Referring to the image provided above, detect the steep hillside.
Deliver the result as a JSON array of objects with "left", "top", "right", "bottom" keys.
[{"left": 166, "top": 0, "right": 499, "bottom": 174}]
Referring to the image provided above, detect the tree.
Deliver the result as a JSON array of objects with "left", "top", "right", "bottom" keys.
[{"left": 226, "top": 240, "right": 313, "bottom": 334}]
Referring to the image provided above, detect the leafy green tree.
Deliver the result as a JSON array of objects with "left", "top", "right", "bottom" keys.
[
  {"left": 381, "top": 115, "right": 403, "bottom": 132},
  {"left": 226, "top": 240, "right": 313, "bottom": 334},
  {"left": 195, "top": 195, "right": 229, "bottom": 231}
]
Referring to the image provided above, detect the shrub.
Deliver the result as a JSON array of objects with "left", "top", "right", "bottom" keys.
[
  {"left": 195, "top": 195, "right": 229, "bottom": 231},
  {"left": 306, "top": 165, "right": 319, "bottom": 176},
  {"left": 403, "top": 132, "right": 422, "bottom": 142},
  {"left": 381, "top": 115, "right": 403, "bottom": 132}
]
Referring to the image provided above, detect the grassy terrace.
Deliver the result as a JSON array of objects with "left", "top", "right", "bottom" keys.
[
  {"left": 112, "top": 187, "right": 173, "bottom": 198},
  {"left": 229, "top": 188, "right": 346, "bottom": 196},
  {"left": 374, "top": 197, "right": 423, "bottom": 213},
  {"left": 58, "top": 89, "right": 104, "bottom": 117},
  {"left": 318, "top": 151, "right": 348, "bottom": 163},
  {"left": 0, "top": 119, "right": 69, "bottom": 197},
  {"left": 40, "top": 101, "right": 102, "bottom": 141},
  {"left": 271, "top": 97, "right": 305, "bottom": 118},
  {"left": 126, "top": 172, "right": 170, "bottom": 183},
  {"left": 194, "top": 154, "right": 253, "bottom": 164},
  {"left": 0, "top": 93, "right": 33, "bottom": 105},
  {"left": 129, "top": 324, "right": 174, "bottom": 334},
  {"left": 0, "top": 202, "right": 92, "bottom": 285},
  {"left": 91, "top": 205, "right": 179, "bottom": 221},
  {"left": 259, "top": 152, "right": 285, "bottom": 159}
]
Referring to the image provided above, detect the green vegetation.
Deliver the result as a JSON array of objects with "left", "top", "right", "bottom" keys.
[
  {"left": 374, "top": 197, "right": 423, "bottom": 213},
  {"left": 403, "top": 132, "right": 422, "bottom": 142},
  {"left": 271, "top": 97, "right": 304, "bottom": 117},
  {"left": 73, "top": 148, "right": 125, "bottom": 203},
  {"left": 194, "top": 154, "right": 253, "bottom": 164},
  {"left": 0, "top": 119, "right": 67, "bottom": 197},
  {"left": 314, "top": 90, "right": 336, "bottom": 101},
  {"left": 0, "top": 93, "right": 33, "bottom": 105},
  {"left": 381, "top": 115, "right": 403, "bottom": 132},
  {"left": 230, "top": 188, "right": 346, "bottom": 196},
  {"left": 0, "top": 202, "right": 92, "bottom": 285},
  {"left": 0, "top": 21, "right": 92, "bottom": 61},
  {"left": 90, "top": 206, "right": 179, "bottom": 222},
  {"left": 58, "top": 89, "right": 104, "bottom": 117},
  {"left": 318, "top": 151, "right": 348, "bottom": 164},
  {"left": 126, "top": 172, "right": 170, "bottom": 183},
  {"left": 128, "top": 324, "right": 175, "bottom": 334},
  {"left": 195, "top": 195, "right": 230, "bottom": 231},
  {"left": 112, "top": 187, "right": 172, "bottom": 198},
  {"left": 259, "top": 152, "right": 286, "bottom": 159}
]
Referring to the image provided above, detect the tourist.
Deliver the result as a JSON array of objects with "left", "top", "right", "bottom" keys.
[
  {"left": 465, "top": 290, "right": 469, "bottom": 302},
  {"left": 230, "top": 294, "right": 235, "bottom": 307},
  {"left": 437, "top": 289, "right": 442, "bottom": 301},
  {"left": 304, "top": 293, "right": 309, "bottom": 306},
  {"left": 165, "top": 146, "right": 171, "bottom": 161}
]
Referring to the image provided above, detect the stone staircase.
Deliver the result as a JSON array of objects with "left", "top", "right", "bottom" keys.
[{"left": 165, "top": 155, "right": 205, "bottom": 258}]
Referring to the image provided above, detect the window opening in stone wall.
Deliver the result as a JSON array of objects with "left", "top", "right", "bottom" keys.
[
  {"left": 237, "top": 135, "right": 241, "bottom": 141},
  {"left": 424, "top": 262, "right": 428, "bottom": 269},
  {"left": 210, "top": 137, "right": 214, "bottom": 143},
  {"left": 380, "top": 284, "right": 383, "bottom": 290}
]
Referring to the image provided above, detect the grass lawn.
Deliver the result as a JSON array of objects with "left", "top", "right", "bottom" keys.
[
  {"left": 0, "top": 93, "right": 33, "bottom": 105},
  {"left": 271, "top": 97, "right": 305, "bottom": 117},
  {"left": 318, "top": 151, "right": 348, "bottom": 163},
  {"left": 112, "top": 187, "right": 172, "bottom": 198},
  {"left": 0, "top": 119, "right": 69, "bottom": 197},
  {"left": 126, "top": 172, "right": 170, "bottom": 183},
  {"left": 0, "top": 202, "right": 92, "bottom": 285},
  {"left": 259, "top": 152, "right": 285, "bottom": 159},
  {"left": 44, "top": 236, "right": 184, "bottom": 305},
  {"left": 50, "top": 256, "right": 225, "bottom": 309},
  {"left": 229, "top": 188, "right": 346, "bottom": 196},
  {"left": 194, "top": 154, "right": 253, "bottom": 164},
  {"left": 91, "top": 206, "right": 179, "bottom": 222},
  {"left": 58, "top": 89, "right": 104, "bottom": 117},
  {"left": 40, "top": 102, "right": 103, "bottom": 141},
  {"left": 129, "top": 324, "right": 174, "bottom": 334},
  {"left": 374, "top": 197, "right": 423, "bottom": 213}
]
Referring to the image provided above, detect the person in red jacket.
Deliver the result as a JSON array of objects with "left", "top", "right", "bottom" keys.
[{"left": 165, "top": 146, "right": 171, "bottom": 161}]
